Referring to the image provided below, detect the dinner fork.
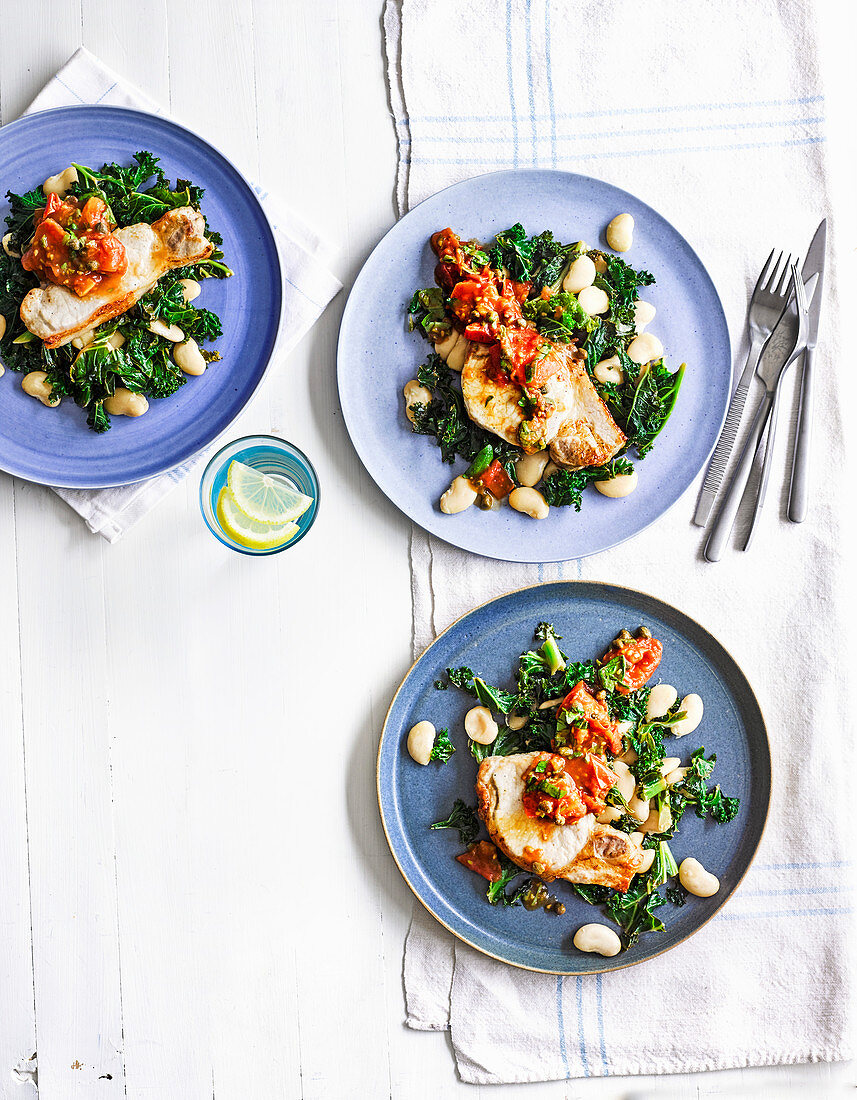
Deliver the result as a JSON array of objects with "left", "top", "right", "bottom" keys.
[
  {"left": 693, "top": 250, "right": 794, "bottom": 527},
  {"left": 704, "top": 263, "right": 809, "bottom": 563}
]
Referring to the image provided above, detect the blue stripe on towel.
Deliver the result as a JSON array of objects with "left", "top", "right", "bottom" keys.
[
  {"left": 595, "top": 975, "right": 609, "bottom": 1075},
  {"left": 545, "top": 0, "right": 557, "bottom": 167},
  {"left": 556, "top": 975, "right": 570, "bottom": 1077},
  {"left": 717, "top": 905, "right": 854, "bottom": 923},
  {"left": 525, "top": 0, "right": 537, "bottom": 164},
  {"left": 409, "top": 94, "right": 824, "bottom": 125},
  {"left": 740, "top": 885, "right": 850, "bottom": 899},
  {"left": 576, "top": 976, "right": 591, "bottom": 1077},
  {"left": 756, "top": 859, "right": 853, "bottom": 871},
  {"left": 505, "top": 0, "right": 519, "bottom": 167}
]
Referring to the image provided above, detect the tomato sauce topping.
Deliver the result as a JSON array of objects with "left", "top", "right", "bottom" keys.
[
  {"left": 430, "top": 227, "right": 556, "bottom": 386},
  {"left": 563, "top": 753, "right": 619, "bottom": 815},
  {"left": 603, "top": 634, "right": 663, "bottom": 695},
  {"left": 21, "top": 192, "right": 127, "bottom": 297},
  {"left": 557, "top": 681, "right": 623, "bottom": 755},
  {"left": 456, "top": 840, "right": 504, "bottom": 882},
  {"left": 521, "top": 753, "right": 587, "bottom": 826}
]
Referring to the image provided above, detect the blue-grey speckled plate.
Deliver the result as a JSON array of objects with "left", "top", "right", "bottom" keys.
[
  {"left": 0, "top": 106, "right": 282, "bottom": 488},
  {"left": 338, "top": 170, "right": 730, "bottom": 562},
  {"left": 378, "top": 582, "right": 769, "bottom": 974}
]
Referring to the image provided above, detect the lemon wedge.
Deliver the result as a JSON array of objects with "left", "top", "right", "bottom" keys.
[
  {"left": 226, "top": 460, "right": 313, "bottom": 525},
  {"left": 216, "top": 488, "right": 300, "bottom": 550}
]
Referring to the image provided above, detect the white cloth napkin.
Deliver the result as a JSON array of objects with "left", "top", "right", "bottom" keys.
[
  {"left": 12, "top": 47, "right": 341, "bottom": 542},
  {"left": 387, "top": 0, "right": 853, "bottom": 1084}
]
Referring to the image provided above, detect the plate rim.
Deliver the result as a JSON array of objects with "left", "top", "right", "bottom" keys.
[
  {"left": 0, "top": 103, "right": 284, "bottom": 489},
  {"left": 376, "top": 579, "right": 771, "bottom": 975},
  {"left": 338, "top": 168, "right": 732, "bottom": 563}
]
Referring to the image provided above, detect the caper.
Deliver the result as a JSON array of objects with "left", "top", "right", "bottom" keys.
[{"left": 532, "top": 861, "right": 545, "bottom": 876}]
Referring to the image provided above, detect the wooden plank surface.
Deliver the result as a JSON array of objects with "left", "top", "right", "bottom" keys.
[{"left": 0, "top": 1, "right": 852, "bottom": 1097}]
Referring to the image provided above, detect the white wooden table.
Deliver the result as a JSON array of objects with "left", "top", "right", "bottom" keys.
[{"left": 0, "top": 2, "right": 853, "bottom": 1097}]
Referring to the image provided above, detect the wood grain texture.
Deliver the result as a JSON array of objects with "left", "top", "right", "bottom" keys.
[{"left": 0, "top": 0, "right": 852, "bottom": 1097}]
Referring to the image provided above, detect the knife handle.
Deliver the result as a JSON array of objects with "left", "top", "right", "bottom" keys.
[
  {"left": 704, "top": 392, "right": 773, "bottom": 562},
  {"left": 788, "top": 346, "right": 813, "bottom": 522}
]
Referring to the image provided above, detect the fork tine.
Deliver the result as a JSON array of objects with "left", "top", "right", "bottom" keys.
[
  {"left": 763, "top": 250, "right": 785, "bottom": 292},
  {"left": 753, "top": 248, "right": 777, "bottom": 296},
  {"left": 775, "top": 254, "right": 795, "bottom": 296}
]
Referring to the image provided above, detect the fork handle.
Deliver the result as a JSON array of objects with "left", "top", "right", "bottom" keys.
[
  {"left": 742, "top": 385, "right": 782, "bottom": 550},
  {"left": 788, "top": 346, "right": 813, "bottom": 522},
  {"left": 693, "top": 333, "right": 766, "bottom": 527},
  {"left": 704, "top": 391, "right": 773, "bottom": 562}
]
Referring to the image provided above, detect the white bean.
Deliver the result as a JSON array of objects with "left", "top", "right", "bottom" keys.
[
  {"left": 42, "top": 165, "right": 78, "bottom": 197},
  {"left": 105, "top": 388, "right": 148, "bottom": 417},
  {"left": 665, "top": 767, "right": 688, "bottom": 786},
  {"left": 21, "top": 371, "right": 59, "bottom": 407},
  {"left": 403, "top": 379, "right": 433, "bottom": 425},
  {"left": 672, "top": 694, "right": 704, "bottom": 738},
  {"left": 593, "top": 355, "right": 624, "bottom": 385},
  {"left": 659, "top": 757, "right": 681, "bottom": 777},
  {"left": 634, "top": 300, "right": 656, "bottom": 332},
  {"left": 629, "top": 795, "right": 650, "bottom": 825},
  {"left": 2, "top": 232, "right": 20, "bottom": 258},
  {"left": 646, "top": 684, "right": 678, "bottom": 721},
  {"left": 594, "top": 470, "right": 638, "bottom": 499},
  {"left": 679, "top": 857, "right": 720, "bottom": 898},
  {"left": 108, "top": 331, "right": 126, "bottom": 350},
  {"left": 0, "top": 365, "right": 4, "bottom": 378},
  {"left": 173, "top": 338, "right": 207, "bottom": 376},
  {"left": 515, "top": 449, "right": 550, "bottom": 487},
  {"left": 433, "top": 328, "right": 459, "bottom": 362},
  {"left": 507, "top": 714, "right": 528, "bottom": 731},
  {"left": 637, "top": 847, "right": 656, "bottom": 874},
  {"left": 562, "top": 254, "right": 596, "bottom": 294},
  {"left": 542, "top": 460, "right": 559, "bottom": 481},
  {"left": 613, "top": 759, "right": 636, "bottom": 803},
  {"left": 509, "top": 486, "right": 549, "bottom": 519},
  {"left": 0, "top": 314, "right": 5, "bottom": 341},
  {"left": 464, "top": 706, "right": 498, "bottom": 746},
  {"left": 148, "top": 319, "right": 185, "bottom": 342},
  {"left": 577, "top": 285, "right": 610, "bottom": 316},
  {"left": 179, "top": 278, "right": 201, "bottom": 302},
  {"left": 446, "top": 334, "right": 470, "bottom": 372},
  {"left": 407, "top": 721, "right": 436, "bottom": 766},
  {"left": 597, "top": 806, "right": 623, "bottom": 824},
  {"left": 637, "top": 805, "right": 662, "bottom": 834},
  {"left": 620, "top": 745, "right": 638, "bottom": 765},
  {"left": 606, "top": 213, "right": 634, "bottom": 252},
  {"left": 71, "top": 329, "right": 96, "bottom": 350},
  {"left": 627, "top": 332, "right": 664, "bottom": 365},
  {"left": 439, "top": 475, "right": 477, "bottom": 515},
  {"left": 573, "top": 924, "right": 622, "bottom": 957}
]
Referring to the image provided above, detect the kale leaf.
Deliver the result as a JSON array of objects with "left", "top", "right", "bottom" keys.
[
  {"left": 429, "top": 728, "right": 455, "bottom": 764},
  {"left": 430, "top": 799, "right": 480, "bottom": 845},
  {"left": 541, "top": 457, "right": 635, "bottom": 510},
  {"left": 486, "top": 851, "right": 528, "bottom": 905}
]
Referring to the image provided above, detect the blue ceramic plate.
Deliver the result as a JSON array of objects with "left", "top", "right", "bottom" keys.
[
  {"left": 0, "top": 106, "right": 282, "bottom": 487},
  {"left": 378, "top": 582, "right": 769, "bottom": 974},
  {"left": 338, "top": 170, "right": 730, "bottom": 562}
]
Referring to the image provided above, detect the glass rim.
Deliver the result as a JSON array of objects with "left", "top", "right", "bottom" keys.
[{"left": 199, "top": 433, "right": 321, "bottom": 556}]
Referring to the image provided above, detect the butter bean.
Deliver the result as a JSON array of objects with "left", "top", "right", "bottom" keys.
[
  {"left": 515, "top": 449, "right": 550, "bottom": 487},
  {"left": 465, "top": 706, "right": 498, "bottom": 746},
  {"left": 594, "top": 470, "right": 638, "bottom": 498},
  {"left": 403, "top": 379, "right": 433, "bottom": 425},
  {"left": 179, "top": 278, "right": 201, "bottom": 302},
  {"left": 148, "top": 319, "right": 185, "bottom": 342},
  {"left": 646, "top": 684, "right": 678, "bottom": 721},
  {"left": 672, "top": 694, "right": 704, "bottom": 738},
  {"left": 173, "top": 338, "right": 207, "bottom": 376},
  {"left": 562, "top": 254, "right": 596, "bottom": 294},
  {"left": 407, "top": 721, "right": 436, "bottom": 766},
  {"left": 440, "top": 475, "right": 477, "bottom": 515},
  {"left": 105, "top": 388, "right": 148, "bottom": 417},
  {"left": 593, "top": 355, "right": 624, "bottom": 385},
  {"left": 606, "top": 213, "right": 634, "bottom": 252},
  {"left": 509, "top": 486, "right": 549, "bottom": 519},
  {"left": 22, "top": 371, "right": 60, "bottom": 406},
  {"left": 446, "top": 334, "right": 470, "bottom": 372},
  {"left": 577, "top": 285, "right": 610, "bottom": 316},
  {"left": 679, "top": 857, "right": 720, "bottom": 898},
  {"left": 42, "top": 165, "right": 78, "bottom": 197},
  {"left": 634, "top": 300, "right": 656, "bottom": 332},
  {"left": 627, "top": 332, "right": 664, "bottom": 365},
  {"left": 0, "top": 314, "right": 6, "bottom": 341},
  {"left": 573, "top": 923, "right": 622, "bottom": 957}
]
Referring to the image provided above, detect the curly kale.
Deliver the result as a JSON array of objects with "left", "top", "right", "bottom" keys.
[
  {"left": 430, "top": 799, "right": 480, "bottom": 845},
  {"left": 540, "top": 457, "right": 635, "bottom": 510}
]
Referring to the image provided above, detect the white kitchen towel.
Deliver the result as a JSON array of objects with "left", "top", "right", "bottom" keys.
[
  {"left": 387, "top": 0, "right": 853, "bottom": 1084},
  {"left": 10, "top": 47, "right": 341, "bottom": 543}
]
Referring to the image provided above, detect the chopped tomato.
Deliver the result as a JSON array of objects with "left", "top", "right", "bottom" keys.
[
  {"left": 521, "top": 754, "right": 587, "bottom": 825},
  {"left": 21, "top": 192, "right": 126, "bottom": 297},
  {"left": 456, "top": 840, "right": 503, "bottom": 882},
  {"left": 464, "top": 322, "right": 495, "bottom": 342},
  {"left": 558, "top": 681, "right": 622, "bottom": 755},
  {"left": 477, "top": 458, "right": 514, "bottom": 500},
  {"left": 563, "top": 754, "right": 619, "bottom": 814},
  {"left": 605, "top": 636, "right": 663, "bottom": 694}
]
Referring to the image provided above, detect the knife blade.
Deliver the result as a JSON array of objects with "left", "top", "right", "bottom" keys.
[{"left": 787, "top": 218, "right": 826, "bottom": 522}]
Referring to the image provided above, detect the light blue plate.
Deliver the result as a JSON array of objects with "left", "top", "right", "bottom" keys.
[
  {"left": 378, "top": 582, "right": 769, "bottom": 974},
  {"left": 0, "top": 106, "right": 282, "bottom": 488},
  {"left": 338, "top": 170, "right": 730, "bottom": 562}
]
